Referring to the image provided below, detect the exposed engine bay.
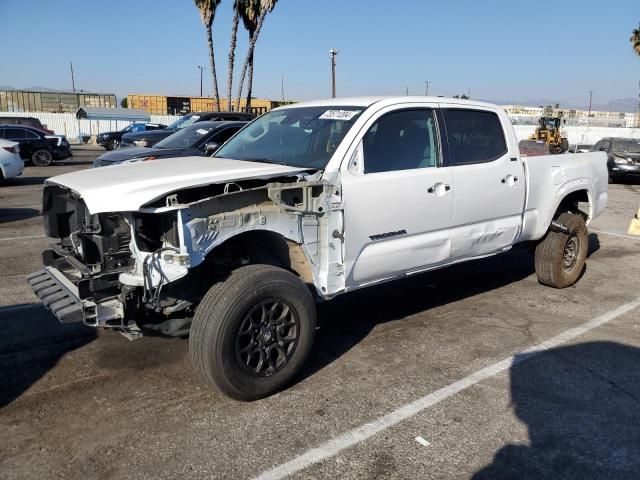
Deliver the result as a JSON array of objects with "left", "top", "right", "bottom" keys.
[{"left": 34, "top": 170, "right": 345, "bottom": 339}]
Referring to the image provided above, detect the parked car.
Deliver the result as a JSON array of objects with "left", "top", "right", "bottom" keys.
[
  {"left": 0, "top": 125, "right": 72, "bottom": 166},
  {"left": 0, "top": 139, "right": 24, "bottom": 183},
  {"left": 120, "top": 111, "right": 255, "bottom": 148},
  {"left": 96, "top": 123, "right": 167, "bottom": 150},
  {"left": 29, "top": 97, "right": 607, "bottom": 401},
  {"left": 0, "top": 116, "right": 54, "bottom": 134},
  {"left": 93, "top": 121, "right": 246, "bottom": 167},
  {"left": 518, "top": 139, "right": 549, "bottom": 157},
  {"left": 591, "top": 137, "right": 640, "bottom": 183}
]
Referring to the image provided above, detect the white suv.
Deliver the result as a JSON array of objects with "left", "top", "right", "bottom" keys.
[{"left": 0, "top": 139, "right": 23, "bottom": 183}]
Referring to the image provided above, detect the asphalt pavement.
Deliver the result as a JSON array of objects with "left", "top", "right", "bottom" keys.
[{"left": 1, "top": 148, "right": 639, "bottom": 479}]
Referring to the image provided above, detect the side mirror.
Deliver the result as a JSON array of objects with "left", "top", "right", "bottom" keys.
[
  {"left": 204, "top": 142, "right": 220, "bottom": 155},
  {"left": 599, "top": 147, "right": 606, "bottom": 151}
]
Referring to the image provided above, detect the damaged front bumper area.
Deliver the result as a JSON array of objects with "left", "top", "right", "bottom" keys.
[
  {"left": 28, "top": 267, "right": 126, "bottom": 329},
  {"left": 28, "top": 184, "right": 142, "bottom": 338}
]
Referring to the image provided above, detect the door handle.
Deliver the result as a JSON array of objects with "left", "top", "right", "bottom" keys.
[
  {"left": 501, "top": 175, "right": 519, "bottom": 185},
  {"left": 427, "top": 183, "right": 451, "bottom": 195}
]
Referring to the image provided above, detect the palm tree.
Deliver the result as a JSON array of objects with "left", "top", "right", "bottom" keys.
[
  {"left": 195, "top": 0, "right": 222, "bottom": 110},
  {"left": 226, "top": 1, "right": 242, "bottom": 111},
  {"left": 631, "top": 23, "right": 640, "bottom": 56},
  {"left": 235, "top": 0, "right": 277, "bottom": 112}
]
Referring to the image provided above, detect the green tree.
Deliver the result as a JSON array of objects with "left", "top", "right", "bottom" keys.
[
  {"left": 235, "top": 0, "right": 278, "bottom": 112},
  {"left": 195, "top": 0, "right": 222, "bottom": 110},
  {"left": 120, "top": 97, "right": 128, "bottom": 108},
  {"left": 631, "top": 23, "right": 640, "bottom": 56}
]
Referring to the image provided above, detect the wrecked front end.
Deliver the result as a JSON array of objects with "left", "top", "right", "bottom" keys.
[{"left": 29, "top": 170, "right": 344, "bottom": 339}]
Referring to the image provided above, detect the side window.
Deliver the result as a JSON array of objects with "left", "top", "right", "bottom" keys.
[
  {"left": 443, "top": 109, "right": 507, "bottom": 165},
  {"left": 602, "top": 141, "right": 611, "bottom": 152},
  {"left": 4, "top": 128, "right": 26, "bottom": 140},
  {"left": 591, "top": 141, "right": 602, "bottom": 152},
  {"left": 212, "top": 127, "right": 239, "bottom": 145},
  {"left": 131, "top": 124, "right": 145, "bottom": 133},
  {"left": 25, "top": 130, "right": 40, "bottom": 139},
  {"left": 362, "top": 109, "right": 440, "bottom": 174}
]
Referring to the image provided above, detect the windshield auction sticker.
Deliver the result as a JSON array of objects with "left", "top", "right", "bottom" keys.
[{"left": 318, "top": 110, "right": 361, "bottom": 121}]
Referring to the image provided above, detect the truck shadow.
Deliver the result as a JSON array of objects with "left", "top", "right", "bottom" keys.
[
  {"left": 0, "top": 305, "right": 96, "bottom": 408},
  {"left": 471, "top": 341, "right": 640, "bottom": 479},
  {"left": 301, "top": 235, "right": 600, "bottom": 384},
  {"left": 0, "top": 208, "right": 41, "bottom": 223}
]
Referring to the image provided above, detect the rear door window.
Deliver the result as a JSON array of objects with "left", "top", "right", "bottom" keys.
[
  {"left": 443, "top": 109, "right": 507, "bottom": 165},
  {"left": 4, "top": 128, "right": 27, "bottom": 140}
]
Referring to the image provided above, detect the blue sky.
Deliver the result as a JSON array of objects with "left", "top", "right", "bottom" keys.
[{"left": 1, "top": 0, "right": 638, "bottom": 108}]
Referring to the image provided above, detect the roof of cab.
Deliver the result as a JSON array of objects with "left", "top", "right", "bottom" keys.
[{"left": 275, "top": 96, "right": 501, "bottom": 111}]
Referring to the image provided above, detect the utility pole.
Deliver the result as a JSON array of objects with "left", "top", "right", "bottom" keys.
[
  {"left": 425, "top": 80, "right": 429, "bottom": 96},
  {"left": 70, "top": 62, "right": 76, "bottom": 92},
  {"left": 329, "top": 48, "right": 338, "bottom": 98},
  {"left": 197, "top": 66, "right": 205, "bottom": 97},
  {"left": 281, "top": 75, "right": 285, "bottom": 101},
  {"left": 406, "top": 86, "right": 409, "bottom": 96},
  {"left": 587, "top": 90, "right": 593, "bottom": 117}
]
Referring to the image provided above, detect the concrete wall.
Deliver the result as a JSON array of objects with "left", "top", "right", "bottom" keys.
[{"left": 0, "top": 112, "right": 180, "bottom": 142}]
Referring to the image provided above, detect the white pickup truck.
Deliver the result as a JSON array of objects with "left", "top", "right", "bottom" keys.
[{"left": 29, "top": 97, "right": 608, "bottom": 400}]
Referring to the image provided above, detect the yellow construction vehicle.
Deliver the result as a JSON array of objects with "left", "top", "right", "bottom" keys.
[{"left": 529, "top": 115, "right": 569, "bottom": 154}]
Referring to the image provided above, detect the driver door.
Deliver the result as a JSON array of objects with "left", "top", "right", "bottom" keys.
[{"left": 340, "top": 106, "right": 454, "bottom": 287}]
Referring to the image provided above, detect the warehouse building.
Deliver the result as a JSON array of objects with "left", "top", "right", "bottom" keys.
[
  {"left": 0, "top": 89, "right": 117, "bottom": 113},
  {"left": 127, "top": 94, "right": 294, "bottom": 116}
]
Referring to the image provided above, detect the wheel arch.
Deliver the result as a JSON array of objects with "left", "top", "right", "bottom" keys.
[
  {"left": 205, "top": 229, "right": 315, "bottom": 286},
  {"left": 552, "top": 187, "right": 591, "bottom": 222}
]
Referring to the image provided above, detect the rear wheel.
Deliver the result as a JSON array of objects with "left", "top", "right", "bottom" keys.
[
  {"left": 534, "top": 212, "right": 588, "bottom": 288},
  {"left": 189, "top": 264, "right": 316, "bottom": 401},
  {"left": 31, "top": 149, "right": 53, "bottom": 166}
]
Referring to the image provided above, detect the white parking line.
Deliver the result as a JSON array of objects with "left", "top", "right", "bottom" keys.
[
  {"left": 0, "top": 234, "right": 45, "bottom": 242},
  {"left": 591, "top": 229, "right": 640, "bottom": 241},
  {"left": 254, "top": 296, "right": 640, "bottom": 480}
]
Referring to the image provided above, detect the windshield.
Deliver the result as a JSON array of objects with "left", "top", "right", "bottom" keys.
[
  {"left": 154, "top": 124, "right": 215, "bottom": 149},
  {"left": 612, "top": 139, "right": 640, "bottom": 154},
  {"left": 167, "top": 114, "right": 201, "bottom": 131},
  {"left": 214, "top": 106, "right": 363, "bottom": 168}
]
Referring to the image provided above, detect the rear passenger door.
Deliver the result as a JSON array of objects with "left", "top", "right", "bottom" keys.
[
  {"left": 441, "top": 107, "right": 525, "bottom": 259},
  {"left": 3, "top": 128, "right": 31, "bottom": 158}
]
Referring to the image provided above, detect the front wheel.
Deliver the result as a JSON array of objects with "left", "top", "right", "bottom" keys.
[
  {"left": 31, "top": 149, "right": 53, "bottom": 166},
  {"left": 189, "top": 264, "right": 316, "bottom": 401},
  {"left": 534, "top": 212, "right": 588, "bottom": 288},
  {"left": 107, "top": 138, "right": 119, "bottom": 150}
]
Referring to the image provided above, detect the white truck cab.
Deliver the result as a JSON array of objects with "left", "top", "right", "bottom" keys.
[{"left": 29, "top": 97, "right": 608, "bottom": 400}]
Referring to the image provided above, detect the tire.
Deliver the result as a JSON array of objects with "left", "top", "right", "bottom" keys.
[
  {"left": 31, "top": 149, "right": 53, "bottom": 166},
  {"left": 534, "top": 212, "right": 588, "bottom": 288},
  {"left": 107, "top": 138, "right": 119, "bottom": 150},
  {"left": 189, "top": 264, "right": 317, "bottom": 401}
]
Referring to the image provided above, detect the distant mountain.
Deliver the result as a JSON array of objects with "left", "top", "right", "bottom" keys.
[{"left": 490, "top": 97, "right": 639, "bottom": 113}]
